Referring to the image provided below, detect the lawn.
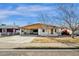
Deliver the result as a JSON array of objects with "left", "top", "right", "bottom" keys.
[{"left": 31, "top": 37, "right": 79, "bottom": 43}]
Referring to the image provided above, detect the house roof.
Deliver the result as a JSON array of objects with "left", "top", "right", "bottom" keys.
[{"left": 21, "top": 23, "right": 58, "bottom": 30}]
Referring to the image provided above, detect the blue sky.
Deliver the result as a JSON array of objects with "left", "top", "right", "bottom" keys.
[{"left": 0, "top": 3, "right": 79, "bottom": 26}]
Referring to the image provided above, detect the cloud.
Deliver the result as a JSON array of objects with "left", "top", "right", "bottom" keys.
[
  {"left": 14, "top": 5, "right": 53, "bottom": 18},
  {"left": 0, "top": 10, "right": 19, "bottom": 20},
  {"left": 16, "top": 5, "right": 52, "bottom": 12},
  {"left": 0, "top": 9, "right": 38, "bottom": 20},
  {"left": 0, "top": 4, "right": 54, "bottom": 21},
  {"left": 0, "top": 10, "right": 18, "bottom": 15}
]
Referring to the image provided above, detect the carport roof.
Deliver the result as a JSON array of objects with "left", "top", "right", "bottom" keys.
[{"left": 0, "top": 24, "right": 19, "bottom": 29}]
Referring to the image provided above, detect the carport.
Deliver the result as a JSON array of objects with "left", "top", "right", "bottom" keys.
[{"left": 30, "top": 29, "right": 38, "bottom": 35}]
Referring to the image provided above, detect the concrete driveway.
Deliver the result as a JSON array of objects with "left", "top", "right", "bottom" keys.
[
  {"left": 0, "top": 35, "right": 38, "bottom": 48},
  {"left": 0, "top": 35, "right": 36, "bottom": 43}
]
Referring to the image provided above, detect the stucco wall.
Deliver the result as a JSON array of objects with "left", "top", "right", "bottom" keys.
[
  {"left": 38, "top": 28, "right": 59, "bottom": 36},
  {"left": 38, "top": 29, "right": 50, "bottom": 36}
]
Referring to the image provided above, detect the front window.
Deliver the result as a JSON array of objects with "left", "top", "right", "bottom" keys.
[
  {"left": 42, "top": 29, "right": 45, "bottom": 32},
  {"left": 51, "top": 29, "right": 53, "bottom": 34},
  {"left": 0, "top": 29, "right": 2, "bottom": 32}
]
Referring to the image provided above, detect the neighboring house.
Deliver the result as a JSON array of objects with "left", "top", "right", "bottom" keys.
[
  {"left": 0, "top": 24, "right": 19, "bottom": 36},
  {"left": 20, "top": 23, "right": 63, "bottom": 36}
]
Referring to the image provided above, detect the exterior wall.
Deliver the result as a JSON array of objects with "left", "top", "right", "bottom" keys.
[
  {"left": 20, "top": 29, "right": 24, "bottom": 35},
  {"left": 38, "top": 28, "right": 59, "bottom": 36},
  {"left": 54, "top": 28, "right": 62, "bottom": 35},
  {"left": 38, "top": 29, "right": 50, "bottom": 36}
]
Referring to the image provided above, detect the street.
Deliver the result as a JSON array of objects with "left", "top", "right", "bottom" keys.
[{"left": 0, "top": 49, "right": 79, "bottom": 56}]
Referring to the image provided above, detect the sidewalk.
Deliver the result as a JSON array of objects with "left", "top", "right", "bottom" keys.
[{"left": 0, "top": 43, "right": 79, "bottom": 48}]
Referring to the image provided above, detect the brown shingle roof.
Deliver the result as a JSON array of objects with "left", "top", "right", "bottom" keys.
[{"left": 21, "top": 23, "right": 56, "bottom": 30}]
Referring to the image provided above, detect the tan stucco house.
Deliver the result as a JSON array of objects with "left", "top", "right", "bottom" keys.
[{"left": 20, "top": 23, "right": 63, "bottom": 36}]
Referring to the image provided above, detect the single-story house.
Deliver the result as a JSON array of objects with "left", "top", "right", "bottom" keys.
[
  {"left": 0, "top": 24, "right": 19, "bottom": 36},
  {"left": 20, "top": 23, "right": 69, "bottom": 36}
]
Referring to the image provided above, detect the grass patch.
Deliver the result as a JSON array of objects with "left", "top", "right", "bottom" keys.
[
  {"left": 55, "top": 37, "right": 79, "bottom": 43},
  {"left": 31, "top": 38, "right": 58, "bottom": 43},
  {"left": 31, "top": 37, "right": 79, "bottom": 43}
]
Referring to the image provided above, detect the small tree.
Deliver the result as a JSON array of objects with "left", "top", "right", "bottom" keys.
[{"left": 54, "top": 4, "right": 79, "bottom": 38}]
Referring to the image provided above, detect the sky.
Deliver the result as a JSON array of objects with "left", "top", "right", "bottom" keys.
[{"left": 0, "top": 3, "right": 79, "bottom": 26}]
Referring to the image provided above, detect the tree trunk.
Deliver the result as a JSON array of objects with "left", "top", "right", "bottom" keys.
[{"left": 71, "top": 31, "right": 75, "bottom": 39}]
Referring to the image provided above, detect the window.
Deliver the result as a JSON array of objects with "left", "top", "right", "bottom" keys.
[
  {"left": 21, "top": 30, "right": 24, "bottom": 32},
  {"left": 33, "top": 29, "right": 38, "bottom": 32},
  {"left": 0, "top": 29, "right": 2, "bottom": 32},
  {"left": 51, "top": 29, "right": 53, "bottom": 34},
  {"left": 42, "top": 29, "right": 45, "bottom": 32}
]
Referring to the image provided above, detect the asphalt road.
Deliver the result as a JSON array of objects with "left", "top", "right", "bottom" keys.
[{"left": 0, "top": 49, "right": 79, "bottom": 56}]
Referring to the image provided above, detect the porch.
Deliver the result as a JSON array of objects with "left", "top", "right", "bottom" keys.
[{"left": 0, "top": 28, "right": 19, "bottom": 36}]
